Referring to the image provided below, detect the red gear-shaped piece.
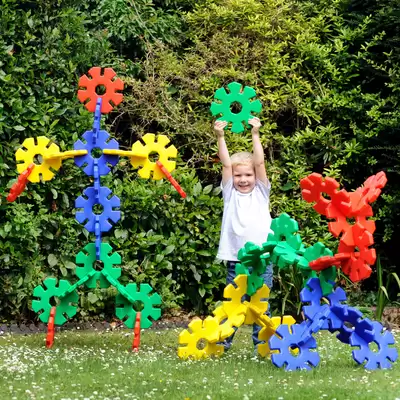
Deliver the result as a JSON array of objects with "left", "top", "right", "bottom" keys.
[
  {"left": 300, "top": 172, "right": 385, "bottom": 247},
  {"left": 309, "top": 253, "right": 351, "bottom": 272},
  {"left": 77, "top": 67, "right": 124, "bottom": 113},
  {"left": 300, "top": 173, "right": 354, "bottom": 241},
  {"left": 357, "top": 171, "right": 387, "bottom": 204},
  {"left": 301, "top": 172, "right": 386, "bottom": 282},
  {"left": 338, "top": 223, "right": 376, "bottom": 282}
]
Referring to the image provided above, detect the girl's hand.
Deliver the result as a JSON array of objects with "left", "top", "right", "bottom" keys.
[
  {"left": 214, "top": 120, "right": 228, "bottom": 137},
  {"left": 248, "top": 117, "right": 261, "bottom": 131}
]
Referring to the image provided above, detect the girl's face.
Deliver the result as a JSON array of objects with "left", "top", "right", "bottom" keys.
[{"left": 232, "top": 164, "right": 256, "bottom": 194}]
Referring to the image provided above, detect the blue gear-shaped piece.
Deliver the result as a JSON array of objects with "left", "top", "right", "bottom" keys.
[
  {"left": 75, "top": 186, "right": 120, "bottom": 232},
  {"left": 300, "top": 278, "right": 347, "bottom": 331},
  {"left": 299, "top": 307, "right": 331, "bottom": 345},
  {"left": 74, "top": 129, "right": 119, "bottom": 176},
  {"left": 350, "top": 321, "right": 398, "bottom": 370},
  {"left": 269, "top": 323, "right": 320, "bottom": 371},
  {"left": 330, "top": 305, "right": 375, "bottom": 344}
]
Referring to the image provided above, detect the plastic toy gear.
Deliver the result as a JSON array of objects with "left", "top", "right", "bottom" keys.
[
  {"left": 77, "top": 67, "right": 124, "bottom": 113},
  {"left": 350, "top": 320, "right": 398, "bottom": 370},
  {"left": 15, "top": 136, "right": 61, "bottom": 182},
  {"left": 244, "top": 284, "right": 270, "bottom": 325},
  {"left": 300, "top": 173, "right": 351, "bottom": 220},
  {"left": 309, "top": 253, "right": 351, "bottom": 272},
  {"left": 213, "top": 304, "right": 246, "bottom": 340},
  {"left": 258, "top": 316, "right": 296, "bottom": 357},
  {"left": 237, "top": 242, "right": 270, "bottom": 274},
  {"left": 235, "top": 242, "right": 270, "bottom": 295},
  {"left": 74, "top": 130, "right": 119, "bottom": 176},
  {"left": 210, "top": 82, "right": 262, "bottom": 133},
  {"left": 32, "top": 278, "right": 78, "bottom": 325},
  {"left": 330, "top": 305, "right": 375, "bottom": 345},
  {"left": 297, "top": 242, "right": 335, "bottom": 295},
  {"left": 130, "top": 134, "right": 177, "bottom": 180},
  {"left": 75, "top": 243, "right": 122, "bottom": 289},
  {"left": 300, "top": 278, "right": 347, "bottom": 331},
  {"left": 115, "top": 283, "right": 161, "bottom": 329},
  {"left": 75, "top": 186, "right": 121, "bottom": 232},
  {"left": 235, "top": 263, "right": 264, "bottom": 296},
  {"left": 264, "top": 213, "right": 302, "bottom": 251},
  {"left": 356, "top": 171, "right": 387, "bottom": 205},
  {"left": 338, "top": 223, "right": 376, "bottom": 282},
  {"left": 222, "top": 275, "right": 269, "bottom": 324},
  {"left": 269, "top": 323, "right": 320, "bottom": 371},
  {"left": 178, "top": 317, "right": 224, "bottom": 360},
  {"left": 271, "top": 241, "right": 302, "bottom": 270}
]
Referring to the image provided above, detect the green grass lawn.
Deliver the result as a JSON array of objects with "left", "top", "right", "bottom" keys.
[{"left": 0, "top": 326, "right": 399, "bottom": 400}]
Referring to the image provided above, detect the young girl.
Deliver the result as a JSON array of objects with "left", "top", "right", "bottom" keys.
[{"left": 215, "top": 117, "right": 273, "bottom": 352}]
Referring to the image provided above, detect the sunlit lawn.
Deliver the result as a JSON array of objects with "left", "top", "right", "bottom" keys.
[{"left": 0, "top": 326, "right": 399, "bottom": 400}]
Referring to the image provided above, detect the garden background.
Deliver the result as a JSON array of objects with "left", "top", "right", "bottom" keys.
[{"left": 0, "top": 0, "right": 399, "bottom": 324}]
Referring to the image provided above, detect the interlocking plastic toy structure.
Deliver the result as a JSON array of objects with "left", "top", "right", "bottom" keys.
[
  {"left": 177, "top": 273, "right": 295, "bottom": 360},
  {"left": 8, "top": 67, "right": 186, "bottom": 345},
  {"left": 178, "top": 170, "right": 397, "bottom": 371},
  {"left": 300, "top": 172, "right": 386, "bottom": 282},
  {"left": 210, "top": 82, "right": 262, "bottom": 133}
]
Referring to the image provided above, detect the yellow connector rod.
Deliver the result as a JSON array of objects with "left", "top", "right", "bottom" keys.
[
  {"left": 103, "top": 149, "right": 147, "bottom": 157},
  {"left": 44, "top": 150, "right": 88, "bottom": 161}
]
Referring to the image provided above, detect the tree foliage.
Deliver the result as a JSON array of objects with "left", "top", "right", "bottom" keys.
[{"left": 0, "top": 0, "right": 399, "bottom": 321}]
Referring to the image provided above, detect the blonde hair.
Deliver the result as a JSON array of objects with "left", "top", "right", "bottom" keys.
[{"left": 230, "top": 151, "right": 254, "bottom": 167}]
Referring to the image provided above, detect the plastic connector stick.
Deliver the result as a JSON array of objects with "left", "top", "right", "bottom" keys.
[
  {"left": 46, "top": 306, "right": 56, "bottom": 348},
  {"left": 95, "top": 216, "right": 101, "bottom": 260},
  {"left": 93, "top": 98, "right": 102, "bottom": 144},
  {"left": 7, "top": 163, "right": 35, "bottom": 202},
  {"left": 93, "top": 159, "right": 100, "bottom": 202},
  {"left": 132, "top": 311, "right": 141, "bottom": 352},
  {"left": 156, "top": 160, "right": 186, "bottom": 198},
  {"left": 58, "top": 270, "right": 97, "bottom": 299},
  {"left": 44, "top": 150, "right": 88, "bottom": 161},
  {"left": 102, "top": 149, "right": 147, "bottom": 157},
  {"left": 102, "top": 270, "right": 137, "bottom": 304}
]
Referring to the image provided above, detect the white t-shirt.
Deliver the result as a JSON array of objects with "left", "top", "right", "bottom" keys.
[{"left": 217, "top": 178, "right": 273, "bottom": 261}]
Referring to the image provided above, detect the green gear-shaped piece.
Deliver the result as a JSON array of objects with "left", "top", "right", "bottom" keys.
[
  {"left": 297, "top": 242, "right": 333, "bottom": 270},
  {"left": 235, "top": 262, "right": 264, "bottom": 296},
  {"left": 235, "top": 242, "right": 270, "bottom": 296},
  {"left": 300, "top": 269, "right": 318, "bottom": 286},
  {"left": 75, "top": 243, "right": 121, "bottom": 289},
  {"left": 319, "top": 266, "right": 337, "bottom": 295},
  {"left": 297, "top": 242, "right": 335, "bottom": 295},
  {"left": 238, "top": 242, "right": 270, "bottom": 274},
  {"left": 32, "top": 278, "right": 78, "bottom": 325},
  {"left": 271, "top": 242, "right": 302, "bottom": 270},
  {"left": 115, "top": 283, "right": 161, "bottom": 329},
  {"left": 210, "top": 82, "right": 262, "bottom": 133},
  {"left": 264, "top": 213, "right": 302, "bottom": 251}
]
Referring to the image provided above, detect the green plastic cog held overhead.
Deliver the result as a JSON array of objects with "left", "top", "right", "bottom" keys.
[{"left": 210, "top": 82, "right": 262, "bottom": 133}]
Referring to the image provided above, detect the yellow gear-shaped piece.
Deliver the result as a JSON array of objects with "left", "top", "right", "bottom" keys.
[
  {"left": 258, "top": 315, "right": 296, "bottom": 357},
  {"left": 16, "top": 137, "right": 61, "bottom": 182},
  {"left": 222, "top": 275, "right": 270, "bottom": 325},
  {"left": 244, "top": 284, "right": 270, "bottom": 325},
  {"left": 130, "top": 134, "right": 177, "bottom": 180},
  {"left": 213, "top": 304, "right": 246, "bottom": 341},
  {"left": 178, "top": 316, "right": 224, "bottom": 360}
]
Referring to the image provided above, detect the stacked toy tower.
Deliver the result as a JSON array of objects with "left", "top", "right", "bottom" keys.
[{"left": 9, "top": 67, "right": 184, "bottom": 346}]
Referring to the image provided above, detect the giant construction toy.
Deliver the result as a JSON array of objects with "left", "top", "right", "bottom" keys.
[
  {"left": 178, "top": 83, "right": 398, "bottom": 370},
  {"left": 8, "top": 67, "right": 185, "bottom": 347}
]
